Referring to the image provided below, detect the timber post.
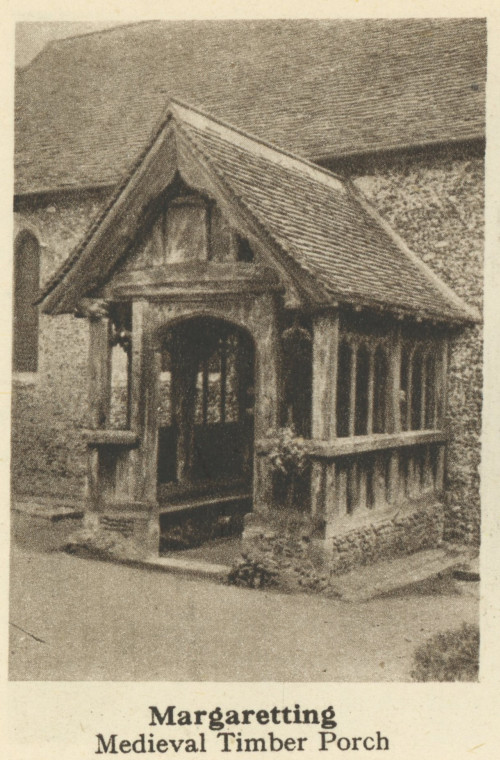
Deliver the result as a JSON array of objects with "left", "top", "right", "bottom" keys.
[
  {"left": 310, "top": 312, "right": 339, "bottom": 523},
  {"left": 252, "top": 294, "right": 281, "bottom": 514}
]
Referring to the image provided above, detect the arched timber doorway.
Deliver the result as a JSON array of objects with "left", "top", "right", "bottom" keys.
[{"left": 156, "top": 316, "right": 255, "bottom": 504}]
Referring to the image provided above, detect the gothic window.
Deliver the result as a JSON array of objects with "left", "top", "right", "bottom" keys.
[
  {"left": 13, "top": 230, "right": 40, "bottom": 373},
  {"left": 337, "top": 338, "right": 390, "bottom": 438}
]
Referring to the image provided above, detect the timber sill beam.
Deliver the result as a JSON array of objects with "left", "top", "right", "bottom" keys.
[
  {"left": 83, "top": 429, "right": 139, "bottom": 447},
  {"left": 257, "top": 430, "right": 447, "bottom": 459}
]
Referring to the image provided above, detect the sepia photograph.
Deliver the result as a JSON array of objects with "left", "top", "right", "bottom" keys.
[{"left": 10, "top": 17, "right": 484, "bottom": 684}]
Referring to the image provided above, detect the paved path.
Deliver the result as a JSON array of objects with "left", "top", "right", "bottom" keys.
[{"left": 9, "top": 545, "right": 478, "bottom": 681}]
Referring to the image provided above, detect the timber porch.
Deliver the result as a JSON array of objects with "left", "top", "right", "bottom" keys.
[{"left": 37, "top": 101, "right": 478, "bottom": 559}]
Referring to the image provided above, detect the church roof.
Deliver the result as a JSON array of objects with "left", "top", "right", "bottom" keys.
[
  {"left": 40, "top": 101, "right": 478, "bottom": 324},
  {"left": 16, "top": 18, "right": 486, "bottom": 195}
]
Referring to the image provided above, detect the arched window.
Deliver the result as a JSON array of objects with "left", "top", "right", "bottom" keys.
[{"left": 13, "top": 231, "right": 40, "bottom": 373}]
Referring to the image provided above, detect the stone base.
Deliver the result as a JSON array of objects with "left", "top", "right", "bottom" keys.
[
  {"left": 84, "top": 510, "right": 160, "bottom": 556},
  {"left": 323, "top": 500, "right": 445, "bottom": 574},
  {"left": 241, "top": 500, "right": 444, "bottom": 576}
]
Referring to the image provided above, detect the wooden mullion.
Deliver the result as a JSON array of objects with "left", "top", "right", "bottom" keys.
[
  {"left": 432, "top": 352, "right": 439, "bottom": 428},
  {"left": 237, "top": 336, "right": 247, "bottom": 423},
  {"left": 406, "top": 348, "right": 414, "bottom": 432},
  {"left": 438, "top": 337, "right": 449, "bottom": 428},
  {"left": 389, "top": 327, "right": 402, "bottom": 433},
  {"left": 88, "top": 316, "right": 112, "bottom": 429},
  {"left": 126, "top": 347, "right": 133, "bottom": 429},
  {"left": 202, "top": 358, "right": 209, "bottom": 426},
  {"left": 220, "top": 335, "right": 227, "bottom": 424},
  {"left": 311, "top": 313, "right": 339, "bottom": 440},
  {"left": 420, "top": 353, "right": 428, "bottom": 430},
  {"left": 367, "top": 348, "right": 375, "bottom": 435},
  {"left": 348, "top": 344, "right": 357, "bottom": 438}
]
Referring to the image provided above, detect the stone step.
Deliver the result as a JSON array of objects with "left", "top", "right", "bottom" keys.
[
  {"left": 329, "top": 547, "right": 475, "bottom": 603},
  {"left": 12, "top": 497, "right": 84, "bottom": 521}
]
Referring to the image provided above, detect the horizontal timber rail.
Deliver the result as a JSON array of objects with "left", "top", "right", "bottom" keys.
[
  {"left": 83, "top": 429, "right": 139, "bottom": 447},
  {"left": 257, "top": 431, "right": 447, "bottom": 531},
  {"left": 307, "top": 430, "right": 446, "bottom": 458},
  {"left": 256, "top": 430, "right": 447, "bottom": 459}
]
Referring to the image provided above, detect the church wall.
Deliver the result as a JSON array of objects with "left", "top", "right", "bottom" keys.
[
  {"left": 353, "top": 153, "right": 483, "bottom": 544},
  {"left": 12, "top": 191, "right": 109, "bottom": 498}
]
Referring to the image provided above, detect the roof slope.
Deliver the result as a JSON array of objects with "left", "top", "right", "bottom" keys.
[
  {"left": 40, "top": 100, "right": 478, "bottom": 324},
  {"left": 16, "top": 18, "right": 486, "bottom": 195}
]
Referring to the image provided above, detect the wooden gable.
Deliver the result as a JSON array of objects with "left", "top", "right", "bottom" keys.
[{"left": 96, "top": 178, "right": 304, "bottom": 306}]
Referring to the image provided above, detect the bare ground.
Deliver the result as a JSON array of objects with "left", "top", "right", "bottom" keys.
[{"left": 9, "top": 541, "right": 479, "bottom": 682}]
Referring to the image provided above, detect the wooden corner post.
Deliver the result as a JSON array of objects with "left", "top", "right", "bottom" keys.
[
  {"left": 130, "top": 300, "right": 159, "bottom": 507},
  {"left": 311, "top": 312, "right": 339, "bottom": 522},
  {"left": 253, "top": 295, "right": 281, "bottom": 514}
]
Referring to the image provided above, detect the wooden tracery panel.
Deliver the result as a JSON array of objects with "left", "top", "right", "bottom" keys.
[
  {"left": 336, "top": 333, "right": 390, "bottom": 438},
  {"left": 401, "top": 339, "right": 440, "bottom": 432}
]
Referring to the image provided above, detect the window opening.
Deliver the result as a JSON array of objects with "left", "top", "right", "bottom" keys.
[
  {"left": 373, "top": 345, "right": 388, "bottom": 434},
  {"left": 336, "top": 340, "right": 352, "bottom": 437},
  {"left": 355, "top": 343, "right": 370, "bottom": 435}
]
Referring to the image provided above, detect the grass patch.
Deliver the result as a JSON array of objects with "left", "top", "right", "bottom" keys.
[{"left": 411, "top": 622, "right": 479, "bottom": 681}]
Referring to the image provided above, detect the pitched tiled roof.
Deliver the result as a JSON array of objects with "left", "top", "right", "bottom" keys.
[
  {"left": 16, "top": 18, "right": 486, "bottom": 195},
  {"left": 40, "top": 100, "right": 478, "bottom": 324}
]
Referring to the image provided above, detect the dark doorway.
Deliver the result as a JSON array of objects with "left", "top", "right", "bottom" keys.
[{"left": 157, "top": 317, "right": 255, "bottom": 503}]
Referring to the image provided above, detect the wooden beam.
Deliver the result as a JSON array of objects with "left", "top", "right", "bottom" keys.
[
  {"left": 420, "top": 355, "right": 427, "bottom": 430},
  {"left": 323, "top": 462, "right": 338, "bottom": 538},
  {"left": 257, "top": 429, "right": 448, "bottom": 458},
  {"left": 86, "top": 448, "right": 100, "bottom": 510},
  {"left": 367, "top": 349, "right": 375, "bottom": 436},
  {"left": 372, "top": 453, "right": 387, "bottom": 508},
  {"left": 357, "top": 460, "right": 368, "bottom": 511},
  {"left": 438, "top": 337, "right": 450, "bottom": 428},
  {"left": 88, "top": 316, "right": 111, "bottom": 428},
  {"left": 406, "top": 348, "right": 414, "bottom": 432},
  {"left": 83, "top": 430, "right": 139, "bottom": 446},
  {"left": 220, "top": 335, "right": 227, "bottom": 424},
  {"left": 348, "top": 345, "right": 357, "bottom": 438},
  {"left": 310, "top": 461, "right": 326, "bottom": 519},
  {"left": 312, "top": 313, "right": 339, "bottom": 440},
  {"left": 202, "top": 358, "right": 209, "bottom": 425},
  {"left": 389, "top": 326, "right": 402, "bottom": 434},
  {"left": 45, "top": 123, "right": 179, "bottom": 314},
  {"left": 141, "top": 348, "right": 161, "bottom": 503},
  {"left": 130, "top": 300, "right": 147, "bottom": 433}
]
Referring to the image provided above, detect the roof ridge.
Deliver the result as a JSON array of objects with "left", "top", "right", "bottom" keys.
[
  {"left": 169, "top": 98, "right": 347, "bottom": 192},
  {"left": 16, "top": 21, "right": 154, "bottom": 73},
  {"left": 45, "top": 21, "right": 154, "bottom": 46}
]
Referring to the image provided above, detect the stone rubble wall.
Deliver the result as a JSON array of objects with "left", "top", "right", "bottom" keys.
[{"left": 324, "top": 502, "right": 444, "bottom": 573}]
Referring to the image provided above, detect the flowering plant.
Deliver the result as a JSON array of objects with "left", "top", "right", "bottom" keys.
[
  {"left": 266, "top": 426, "right": 310, "bottom": 477},
  {"left": 266, "top": 427, "right": 310, "bottom": 510}
]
